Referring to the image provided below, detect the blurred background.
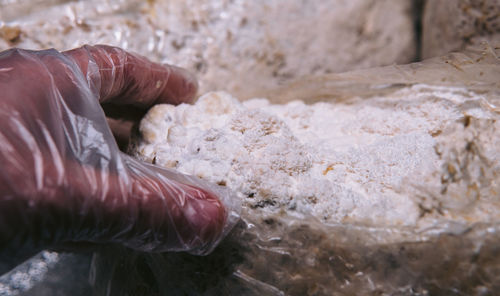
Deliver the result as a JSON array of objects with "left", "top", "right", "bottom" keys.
[
  {"left": 0, "top": 0, "right": 499, "bottom": 295},
  {"left": 0, "top": 0, "right": 498, "bottom": 99}
]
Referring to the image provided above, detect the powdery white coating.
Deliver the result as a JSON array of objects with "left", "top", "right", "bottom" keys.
[{"left": 133, "top": 86, "right": 500, "bottom": 228}]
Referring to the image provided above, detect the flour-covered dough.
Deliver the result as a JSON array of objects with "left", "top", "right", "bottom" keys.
[{"left": 132, "top": 86, "right": 500, "bottom": 230}]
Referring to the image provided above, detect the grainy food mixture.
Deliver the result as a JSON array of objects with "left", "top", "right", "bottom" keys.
[{"left": 133, "top": 85, "right": 500, "bottom": 231}]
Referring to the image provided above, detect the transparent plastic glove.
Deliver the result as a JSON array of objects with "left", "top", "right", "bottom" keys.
[{"left": 0, "top": 45, "right": 240, "bottom": 274}]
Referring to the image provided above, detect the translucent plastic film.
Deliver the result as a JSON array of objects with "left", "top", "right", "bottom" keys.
[
  {"left": 90, "top": 44, "right": 500, "bottom": 295},
  {"left": 265, "top": 41, "right": 500, "bottom": 105},
  {"left": 0, "top": 45, "right": 240, "bottom": 275}
]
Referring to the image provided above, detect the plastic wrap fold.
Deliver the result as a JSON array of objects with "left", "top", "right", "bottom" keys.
[
  {"left": 264, "top": 41, "right": 500, "bottom": 105},
  {"left": 0, "top": 44, "right": 240, "bottom": 276}
]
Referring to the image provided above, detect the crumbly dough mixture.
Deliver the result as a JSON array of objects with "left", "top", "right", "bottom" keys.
[{"left": 132, "top": 85, "right": 500, "bottom": 229}]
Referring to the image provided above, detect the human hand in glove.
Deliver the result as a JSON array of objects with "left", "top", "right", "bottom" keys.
[{"left": 0, "top": 45, "right": 239, "bottom": 274}]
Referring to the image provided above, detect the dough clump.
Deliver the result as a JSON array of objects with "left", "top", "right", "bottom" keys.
[{"left": 132, "top": 87, "right": 500, "bottom": 229}]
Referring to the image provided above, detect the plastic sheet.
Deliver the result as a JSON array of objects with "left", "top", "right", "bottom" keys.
[
  {"left": 0, "top": 45, "right": 240, "bottom": 276},
  {"left": 1, "top": 0, "right": 499, "bottom": 293},
  {"left": 264, "top": 41, "right": 500, "bottom": 105},
  {"left": 88, "top": 44, "right": 500, "bottom": 295}
]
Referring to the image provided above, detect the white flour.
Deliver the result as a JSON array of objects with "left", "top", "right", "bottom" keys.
[{"left": 132, "top": 85, "right": 500, "bottom": 229}]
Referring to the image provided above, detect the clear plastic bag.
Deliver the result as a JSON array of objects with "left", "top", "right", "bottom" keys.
[{"left": 89, "top": 44, "right": 500, "bottom": 295}]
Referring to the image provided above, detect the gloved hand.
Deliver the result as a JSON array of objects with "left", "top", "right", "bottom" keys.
[{"left": 0, "top": 45, "right": 239, "bottom": 274}]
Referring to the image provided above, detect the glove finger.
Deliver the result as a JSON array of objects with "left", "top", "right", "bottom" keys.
[
  {"left": 60, "top": 156, "right": 228, "bottom": 254},
  {"left": 63, "top": 45, "right": 198, "bottom": 107}
]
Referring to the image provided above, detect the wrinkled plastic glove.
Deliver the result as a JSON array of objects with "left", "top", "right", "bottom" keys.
[{"left": 0, "top": 45, "right": 239, "bottom": 274}]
